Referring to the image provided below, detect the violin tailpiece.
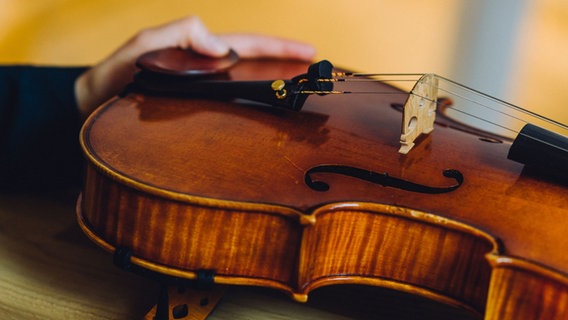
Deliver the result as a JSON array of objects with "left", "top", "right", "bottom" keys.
[{"left": 399, "top": 73, "right": 438, "bottom": 154}]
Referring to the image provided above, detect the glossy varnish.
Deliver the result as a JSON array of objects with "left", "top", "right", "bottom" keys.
[{"left": 78, "top": 59, "right": 568, "bottom": 319}]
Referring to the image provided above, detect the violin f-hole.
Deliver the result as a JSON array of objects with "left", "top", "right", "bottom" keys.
[{"left": 304, "top": 164, "right": 463, "bottom": 194}]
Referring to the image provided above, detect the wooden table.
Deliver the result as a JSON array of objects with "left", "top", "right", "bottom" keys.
[{"left": 0, "top": 192, "right": 477, "bottom": 319}]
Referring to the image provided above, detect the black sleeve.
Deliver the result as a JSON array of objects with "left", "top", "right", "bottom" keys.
[{"left": 0, "top": 66, "right": 89, "bottom": 192}]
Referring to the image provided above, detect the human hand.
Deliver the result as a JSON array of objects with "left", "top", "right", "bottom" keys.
[{"left": 75, "top": 16, "right": 316, "bottom": 118}]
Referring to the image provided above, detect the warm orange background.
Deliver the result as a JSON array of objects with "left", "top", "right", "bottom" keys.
[{"left": 1, "top": 0, "right": 567, "bottom": 124}]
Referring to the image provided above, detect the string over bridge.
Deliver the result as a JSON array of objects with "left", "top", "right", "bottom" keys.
[{"left": 399, "top": 74, "right": 438, "bottom": 154}]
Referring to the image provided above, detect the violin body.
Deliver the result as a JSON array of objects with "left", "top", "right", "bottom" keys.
[{"left": 78, "top": 58, "right": 568, "bottom": 319}]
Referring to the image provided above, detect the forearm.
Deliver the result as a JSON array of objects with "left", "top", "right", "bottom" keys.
[{"left": 0, "top": 66, "right": 88, "bottom": 191}]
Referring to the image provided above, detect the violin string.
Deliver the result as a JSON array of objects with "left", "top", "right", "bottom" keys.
[
  {"left": 332, "top": 72, "right": 425, "bottom": 78},
  {"left": 433, "top": 86, "right": 532, "bottom": 133},
  {"left": 301, "top": 74, "right": 568, "bottom": 136},
  {"left": 294, "top": 88, "right": 520, "bottom": 135},
  {"left": 429, "top": 98, "right": 520, "bottom": 135},
  {"left": 298, "top": 87, "right": 567, "bottom": 151},
  {"left": 329, "top": 74, "right": 568, "bottom": 132},
  {"left": 435, "top": 74, "right": 568, "bottom": 131},
  {"left": 433, "top": 83, "right": 568, "bottom": 142},
  {"left": 296, "top": 90, "right": 410, "bottom": 95},
  {"left": 319, "top": 78, "right": 420, "bottom": 83},
  {"left": 295, "top": 73, "right": 568, "bottom": 150}
]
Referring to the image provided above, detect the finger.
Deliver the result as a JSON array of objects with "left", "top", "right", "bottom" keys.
[
  {"left": 219, "top": 34, "right": 316, "bottom": 61},
  {"left": 132, "top": 16, "right": 230, "bottom": 57},
  {"left": 173, "top": 16, "right": 230, "bottom": 57},
  {"left": 131, "top": 17, "right": 315, "bottom": 60}
]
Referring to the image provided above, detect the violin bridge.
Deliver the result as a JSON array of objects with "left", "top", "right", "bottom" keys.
[{"left": 399, "top": 73, "right": 438, "bottom": 154}]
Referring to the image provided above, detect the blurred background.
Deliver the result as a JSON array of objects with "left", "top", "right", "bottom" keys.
[{"left": 1, "top": 0, "right": 567, "bottom": 125}]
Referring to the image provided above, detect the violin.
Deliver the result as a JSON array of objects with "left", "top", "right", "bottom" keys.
[{"left": 77, "top": 48, "right": 568, "bottom": 319}]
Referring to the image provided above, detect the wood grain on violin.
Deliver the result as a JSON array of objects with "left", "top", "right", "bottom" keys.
[{"left": 78, "top": 58, "right": 568, "bottom": 319}]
